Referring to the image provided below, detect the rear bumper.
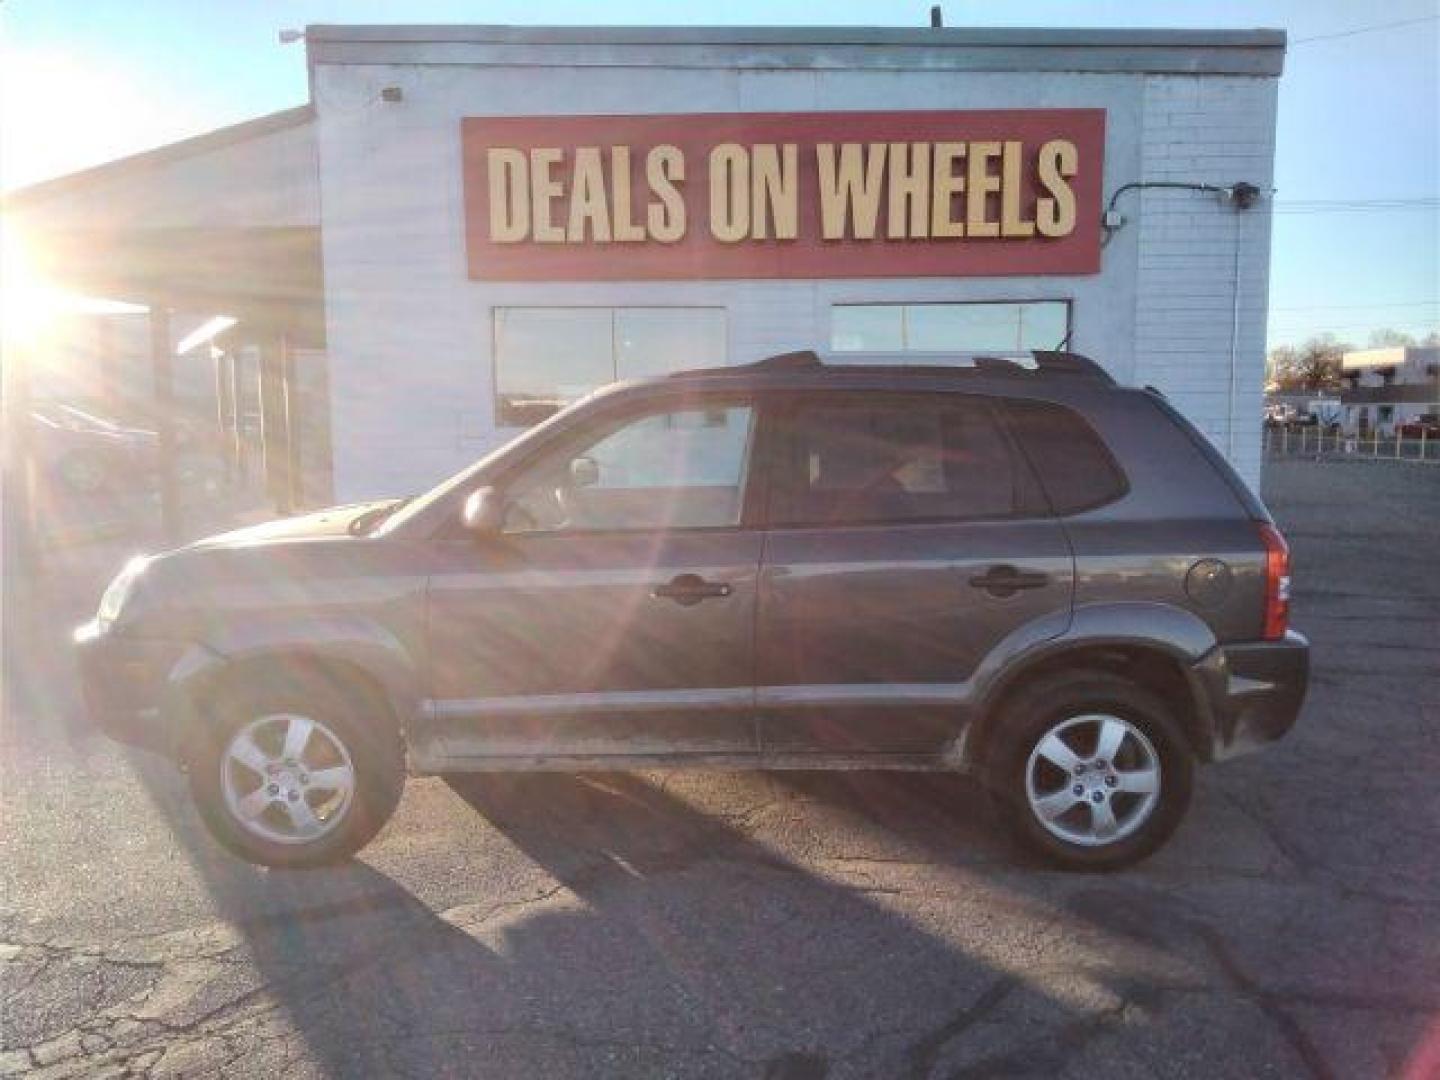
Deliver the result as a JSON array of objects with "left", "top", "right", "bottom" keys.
[
  {"left": 1194, "top": 630, "right": 1310, "bottom": 761},
  {"left": 74, "top": 620, "right": 187, "bottom": 759}
]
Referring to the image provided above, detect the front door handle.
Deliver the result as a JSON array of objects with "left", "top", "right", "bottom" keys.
[
  {"left": 968, "top": 564, "right": 1051, "bottom": 598},
  {"left": 651, "top": 573, "right": 733, "bottom": 607}
]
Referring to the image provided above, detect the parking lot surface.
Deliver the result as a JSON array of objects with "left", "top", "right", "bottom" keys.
[{"left": 2, "top": 458, "right": 1437, "bottom": 1078}]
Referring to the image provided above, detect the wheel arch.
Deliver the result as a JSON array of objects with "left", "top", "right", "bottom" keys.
[
  {"left": 966, "top": 630, "right": 1217, "bottom": 773},
  {"left": 165, "top": 640, "right": 417, "bottom": 765}
]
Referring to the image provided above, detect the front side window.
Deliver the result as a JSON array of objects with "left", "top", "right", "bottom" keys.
[
  {"left": 770, "top": 395, "right": 1036, "bottom": 526},
  {"left": 504, "top": 403, "right": 755, "bottom": 534},
  {"left": 494, "top": 307, "right": 727, "bottom": 426}
]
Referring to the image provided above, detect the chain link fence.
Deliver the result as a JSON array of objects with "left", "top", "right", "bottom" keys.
[{"left": 1263, "top": 425, "right": 1440, "bottom": 464}]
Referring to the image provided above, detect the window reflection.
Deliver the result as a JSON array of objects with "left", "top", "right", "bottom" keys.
[
  {"left": 495, "top": 307, "right": 726, "bottom": 426},
  {"left": 831, "top": 302, "right": 1070, "bottom": 354}
]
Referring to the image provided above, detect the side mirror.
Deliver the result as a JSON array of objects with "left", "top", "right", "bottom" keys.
[
  {"left": 461, "top": 486, "right": 504, "bottom": 538},
  {"left": 569, "top": 455, "right": 600, "bottom": 489}
]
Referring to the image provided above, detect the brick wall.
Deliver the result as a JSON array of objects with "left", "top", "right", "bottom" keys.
[
  {"left": 1133, "top": 75, "right": 1279, "bottom": 491},
  {"left": 316, "top": 56, "right": 1279, "bottom": 501}
]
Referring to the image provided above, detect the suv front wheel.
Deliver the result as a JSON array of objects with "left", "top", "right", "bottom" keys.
[
  {"left": 986, "top": 670, "right": 1194, "bottom": 871},
  {"left": 187, "top": 671, "right": 405, "bottom": 869}
]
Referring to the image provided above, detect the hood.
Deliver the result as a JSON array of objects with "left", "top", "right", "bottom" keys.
[{"left": 187, "top": 499, "right": 402, "bottom": 548}]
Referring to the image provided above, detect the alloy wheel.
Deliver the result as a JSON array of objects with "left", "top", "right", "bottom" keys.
[
  {"left": 220, "top": 713, "right": 356, "bottom": 845},
  {"left": 1024, "top": 713, "right": 1162, "bottom": 847}
]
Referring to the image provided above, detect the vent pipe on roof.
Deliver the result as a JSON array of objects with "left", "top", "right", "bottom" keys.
[{"left": 930, "top": 5, "right": 944, "bottom": 28}]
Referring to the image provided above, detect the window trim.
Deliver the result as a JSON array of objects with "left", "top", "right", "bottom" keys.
[
  {"left": 830, "top": 299, "right": 1074, "bottom": 354},
  {"left": 761, "top": 390, "right": 1052, "bottom": 531},
  {"left": 490, "top": 305, "right": 729, "bottom": 429}
]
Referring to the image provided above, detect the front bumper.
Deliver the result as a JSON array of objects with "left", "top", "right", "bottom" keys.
[
  {"left": 1195, "top": 630, "right": 1310, "bottom": 761},
  {"left": 74, "top": 620, "right": 188, "bottom": 759}
]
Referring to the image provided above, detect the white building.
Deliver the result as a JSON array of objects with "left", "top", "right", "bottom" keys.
[
  {"left": 1339, "top": 346, "right": 1440, "bottom": 436},
  {"left": 7, "top": 24, "right": 1285, "bottom": 508}
]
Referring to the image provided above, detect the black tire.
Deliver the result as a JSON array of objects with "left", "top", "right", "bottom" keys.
[
  {"left": 983, "top": 669, "right": 1194, "bottom": 871},
  {"left": 187, "top": 669, "right": 405, "bottom": 869}
]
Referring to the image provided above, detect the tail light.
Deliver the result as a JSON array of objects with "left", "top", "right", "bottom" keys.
[{"left": 1259, "top": 523, "right": 1291, "bottom": 640}]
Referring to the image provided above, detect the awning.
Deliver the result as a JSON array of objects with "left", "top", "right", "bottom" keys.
[{"left": 3, "top": 105, "right": 324, "bottom": 346}]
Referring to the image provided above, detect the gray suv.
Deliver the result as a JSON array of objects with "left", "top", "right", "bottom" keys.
[{"left": 76, "top": 350, "right": 1308, "bottom": 871}]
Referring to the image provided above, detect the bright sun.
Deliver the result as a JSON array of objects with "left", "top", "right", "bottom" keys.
[
  {"left": 0, "top": 223, "right": 146, "bottom": 349},
  {"left": 0, "top": 223, "right": 63, "bottom": 347}
]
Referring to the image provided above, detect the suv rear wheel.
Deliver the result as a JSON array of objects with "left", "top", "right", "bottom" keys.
[
  {"left": 985, "top": 670, "right": 1193, "bottom": 871},
  {"left": 187, "top": 672, "right": 405, "bottom": 869}
]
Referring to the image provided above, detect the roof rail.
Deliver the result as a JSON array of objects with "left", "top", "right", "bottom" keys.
[
  {"left": 1030, "top": 350, "right": 1115, "bottom": 383},
  {"left": 667, "top": 348, "right": 1114, "bottom": 383},
  {"left": 748, "top": 349, "right": 824, "bottom": 370}
]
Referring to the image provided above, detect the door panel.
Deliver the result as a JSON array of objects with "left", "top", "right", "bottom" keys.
[
  {"left": 421, "top": 396, "right": 763, "bottom": 763},
  {"left": 755, "top": 392, "right": 1073, "bottom": 755},
  {"left": 426, "top": 532, "right": 762, "bottom": 759},
  {"left": 757, "top": 521, "right": 1072, "bottom": 753}
]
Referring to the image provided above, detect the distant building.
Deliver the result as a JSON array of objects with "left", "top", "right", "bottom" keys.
[{"left": 1339, "top": 346, "right": 1440, "bottom": 435}]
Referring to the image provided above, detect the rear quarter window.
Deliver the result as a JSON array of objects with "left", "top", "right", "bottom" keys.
[{"left": 1003, "top": 399, "right": 1128, "bottom": 515}]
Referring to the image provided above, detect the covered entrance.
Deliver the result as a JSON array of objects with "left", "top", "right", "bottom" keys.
[{"left": 2, "top": 105, "right": 328, "bottom": 559}]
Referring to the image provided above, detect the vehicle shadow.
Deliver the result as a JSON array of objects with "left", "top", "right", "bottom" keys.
[
  {"left": 438, "top": 770, "right": 1193, "bottom": 1077},
  {"left": 111, "top": 757, "right": 1199, "bottom": 1078},
  {"left": 760, "top": 767, "right": 1016, "bottom": 865}
]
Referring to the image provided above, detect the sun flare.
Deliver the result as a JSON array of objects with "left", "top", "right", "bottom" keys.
[{"left": 1, "top": 222, "right": 145, "bottom": 350}]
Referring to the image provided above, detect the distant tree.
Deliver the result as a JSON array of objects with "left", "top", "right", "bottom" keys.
[
  {"left": 1270, "top": 336, "right": 1348, "bottom": 392},
  {"left": 1266, "top": 344, "right": 1298, "bottom": 389},
  {"left": 1368, "top": 328, "right": 1417, "bottom": 347},
  {"left": 1422, "top": 330, "right": 1440, "bottom": 348}
]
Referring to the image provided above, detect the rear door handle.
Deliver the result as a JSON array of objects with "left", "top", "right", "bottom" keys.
[
  {"left": 968, "top": 564, "right": 1051, "bottom": 598},
  {"left": 652, "top": 573, "right": 733, "bottom": 607}
]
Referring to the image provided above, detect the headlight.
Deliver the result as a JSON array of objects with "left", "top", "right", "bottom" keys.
[{"left": 96, "top": 556, "right": 150, "bottom": 629}]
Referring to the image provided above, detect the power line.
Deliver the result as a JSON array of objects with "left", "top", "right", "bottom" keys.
[
  {"left": 1267, "top": 321, "right": 1440, "bottom": 333},
  {"left": 1270, "top": 300, "right": 1440, "bottom": 312},
  {"left": 1275, "top": 197, "right": 1438, "bottom": 208},
  {"left": 1291, "top": 15, "right": 1440, "bottom": 46},
  {"left": 1271, "top": 198, "right": 1440, "bottom": 215}
]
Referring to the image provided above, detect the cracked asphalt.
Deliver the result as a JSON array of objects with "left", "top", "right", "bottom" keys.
[{"left": 2, "top": 459, "right": 1437, "bottom": 1078}]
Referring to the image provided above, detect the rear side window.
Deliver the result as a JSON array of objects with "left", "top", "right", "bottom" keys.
[
  {"left": 769, "top": 395, "right": 1044, "bottom": 526},
  {"left": 1004, "top": 399, "right": 1127, "bottom": 514}
]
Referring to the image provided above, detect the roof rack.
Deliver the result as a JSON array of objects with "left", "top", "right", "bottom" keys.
[
  {"left": 747, "top": 350, "right": 824, "bottom": 370},
  {"left": 667, "top": 348, "right": 1114, "bottom": 384},
  {"left": 1028, "top": 350, "right": 1115, "bottom": 383}
]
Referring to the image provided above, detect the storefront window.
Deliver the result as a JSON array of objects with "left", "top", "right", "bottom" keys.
[
  {"left": 495, "top": 307, "right": 726, "bottom": 426},
  {"left": 831, "top": 302, "right": 1070, "bottom": 354}
]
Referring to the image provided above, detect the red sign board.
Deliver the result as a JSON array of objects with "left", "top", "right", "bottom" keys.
[{"left": 462, "top": 109, "right": 1105, "bottom": 281}]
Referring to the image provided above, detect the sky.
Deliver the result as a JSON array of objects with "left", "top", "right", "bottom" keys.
[{"left": 1, "top": 0, "right": 1436, "bottom": 349}]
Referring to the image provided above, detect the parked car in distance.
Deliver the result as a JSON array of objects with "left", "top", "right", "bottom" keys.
[
  {"left": 30, "top": 402, "right": 158, "bottom": 494},
  {"left": 1396, "top": 414, "right": 1440, "bottom": 439},
  {"left": 76, "top": 350, "right": 1308, "bottom": 871},
  {"left": 1263, "top": 410, "right": 1319, "bottom": 430}
]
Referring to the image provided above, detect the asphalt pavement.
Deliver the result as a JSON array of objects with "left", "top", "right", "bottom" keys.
[{"left": 2, "top": 458, "right": 1437, "bottom": 1078}]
